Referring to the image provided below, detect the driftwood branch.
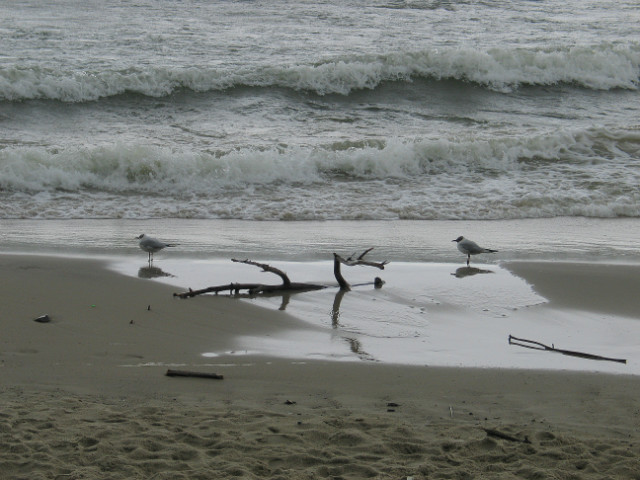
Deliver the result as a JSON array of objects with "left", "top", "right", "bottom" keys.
[
  {"left": 334, "top": 248, "right": 388, "bottom": 291},
  {"left": 166, "top": 369, "right": 224, "bottom": 380},
  {"left": 174, "top": 282, "right": 325, "bottom": 298},
  {"left": 174, "top": 249, "right": 388, "bottom": 299},
  {"left": 231, "top": 258, "right": 291, "bottom": 287},
  {"left": 175, "top": 283, "right": 262, "bottom": 298},
  {"left": 508, "top": 335, "right": 627, "bottom": 364},
  {"left": 334, "top": 248, "right": 388, "bottom": 270},
  {"left": 173, "top": 258, "right": 326, "bottom": 298}
]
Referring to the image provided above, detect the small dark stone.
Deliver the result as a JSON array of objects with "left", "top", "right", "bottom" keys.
[{"left": 34, "top": 314, "right": 50, "bottom": 323}]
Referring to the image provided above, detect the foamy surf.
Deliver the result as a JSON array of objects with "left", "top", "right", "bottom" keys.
[{"left": 1, "top": 126, "right": 639, "bottom": 220}]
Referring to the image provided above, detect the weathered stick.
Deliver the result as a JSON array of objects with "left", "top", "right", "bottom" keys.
[
  {"left": 508, "top": 335, "right": 627, "bottom": 364},
  {"left": 484, "top": 428, "right": 531, "bottom": 444},
  {"left": 166, "top": 369, "right": 224, "bottom": 380}
]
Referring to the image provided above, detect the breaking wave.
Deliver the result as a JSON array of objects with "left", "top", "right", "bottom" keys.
[
  {"left": 2, "top": 126, "right": 639, "bottom": 220},
  {"left": 1, "top": 43, "right": 638, "bottom": 102}
]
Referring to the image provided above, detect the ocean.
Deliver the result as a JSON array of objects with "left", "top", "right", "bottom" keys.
[
  {"left": 1, "top": 0, "right": 639, "bottom": 221},
  {"left": 1, "top": 0, "right": 639, "bottom": 371}
]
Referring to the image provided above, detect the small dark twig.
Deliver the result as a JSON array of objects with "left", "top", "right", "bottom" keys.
[{"left": 166, "top": 369, "right": 224, "bottom": 380}]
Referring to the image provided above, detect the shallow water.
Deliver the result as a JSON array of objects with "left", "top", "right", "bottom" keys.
[{"left": 110, "top": 256, "right": 638, "bottom": 375}]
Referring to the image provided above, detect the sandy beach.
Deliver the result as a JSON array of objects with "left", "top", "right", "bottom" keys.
[{"left": 1, "top": 253, "right": 639, "bottom": 479}]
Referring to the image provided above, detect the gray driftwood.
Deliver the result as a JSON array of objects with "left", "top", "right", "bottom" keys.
[{"left": 173, "top": 249, "right": 388, "bottom": 299}]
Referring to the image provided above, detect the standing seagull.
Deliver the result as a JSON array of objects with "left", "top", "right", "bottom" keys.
[
  {"left": 136, "top": 234, "right": 177, "bottom": 263},
  {"left": 452, "top": 236, "right": 498, "bottom": 266}
]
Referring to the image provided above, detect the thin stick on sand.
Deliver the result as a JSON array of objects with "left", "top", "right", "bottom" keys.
[
  {"left": 165, "top": 369, "right": 224, "bottom": 380},
  {"left": 484, "top": 428, "right": 531, "bottom": 444},
  {"left": 508, "top": 335, "right": 627, "bottom": 364}
]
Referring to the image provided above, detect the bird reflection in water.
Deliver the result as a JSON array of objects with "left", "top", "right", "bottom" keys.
[
  {"left": 452, "top": 266, "right": 494, "bottom": 278},
  {"left": 138, "top": 265, "right": 175, "bottom": 279}
]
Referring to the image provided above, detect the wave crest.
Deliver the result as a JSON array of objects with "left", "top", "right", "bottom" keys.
[
  {"left": 2, "top": 128, "right": 637, "bottom": 193},
  {"left": 2, "top": 43, "right": 637, "bottom": 102}
]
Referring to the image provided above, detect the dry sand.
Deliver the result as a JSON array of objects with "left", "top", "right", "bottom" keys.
[{"left": 1, "top": 254, "right": 639, "bottom": 479}]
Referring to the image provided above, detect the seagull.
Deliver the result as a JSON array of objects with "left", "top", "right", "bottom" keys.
[
  {"left": 136, "top": 234, "right": 177, "bottom": 263},
  {"left": 452, "top": 236, "right": 498, "bottom": 266}
]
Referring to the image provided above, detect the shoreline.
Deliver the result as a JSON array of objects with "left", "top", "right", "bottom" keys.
[
  {"left": 2, "top": 252, "right": 638, "bottom": 373},
  {"left": 2, "top": 253, "right": 640, "bottom": 478},
  {"left": 2, "top": 217, "right": 639, "bottom": 264}
]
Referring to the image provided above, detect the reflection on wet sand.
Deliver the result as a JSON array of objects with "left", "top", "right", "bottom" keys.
[
  {"left": 276, "top": 292, "right": 291, "bottom": 311},
  {"left": 345, "top": 337, "right": 377, "bottom": 362},
  {"left": 331, "top": 289, "right": 347, "bottom": 327}
]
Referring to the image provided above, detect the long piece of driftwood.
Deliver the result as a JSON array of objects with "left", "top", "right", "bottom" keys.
[
  {"left": 174, "top": 283, "right": 261, "bottom": 298},
  {"left": 165, "top": 369, "right": 224, "bottom": 380},
  {"left": 173, "top": 281, "right": 325, "bottom": 298},
  {"left": 508, "top": 335, "right": 627, "bottom": 364}
]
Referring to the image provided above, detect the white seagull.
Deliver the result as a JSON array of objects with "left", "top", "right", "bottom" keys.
[
  {"left": 452, "top": 236, "right": 498, "bottom": 266},
  {"left": 136, "top": 234, "right": 177, "bottom": 262}
]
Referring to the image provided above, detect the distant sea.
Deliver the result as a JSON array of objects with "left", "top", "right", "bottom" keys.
[{"left": 1, "top": 0, "right": 639, "bottom": 222}]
